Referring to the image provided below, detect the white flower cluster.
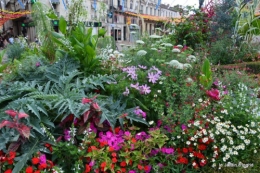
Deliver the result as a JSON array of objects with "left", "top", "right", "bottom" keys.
[
  {"left": 136, "top": 40, "right": 145, "bottom": 44},
  {"left": 186, "top": 55, "right": 196, "bottom": 63},
  {"left": 136, "top": 50, "right": 147, "bottom": 56},
  {"left": 165, "top": 60, "right": 192, "bottom": 70},
  {"left": 172, "top": 48, "right": 181, "bottom": 53},
  {"left": 212, "top": 120, "right": 260, "bottom": 167},
  {"left": 221, "top": 82, "right": 260, "bottom": 117}
]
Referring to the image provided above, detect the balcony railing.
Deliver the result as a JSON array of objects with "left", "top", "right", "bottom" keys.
[{"left": 51, "top": 0, "right": 60, "bottom": 4}]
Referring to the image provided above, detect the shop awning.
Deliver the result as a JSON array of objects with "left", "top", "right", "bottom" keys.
[
  {"left": 124, "top": 11, "right": 182, "bottom": 23},
  {"left": 0, "top": 10, "right": 31, "bottom": 27}
]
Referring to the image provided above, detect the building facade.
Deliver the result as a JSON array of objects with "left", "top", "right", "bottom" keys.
[{"left": 1, "top": 0, "right": 180, "bottom": 42}]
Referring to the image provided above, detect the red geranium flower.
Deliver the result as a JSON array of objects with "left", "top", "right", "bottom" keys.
[
  {"left": 121, "top": 167, "right": 126, "bottom": 172},
  {"left": 198, "top": 144, "right": 207, "bottom": 151},
  {"left": 108, "top": 146, "right": 114, "bottom": 152},
  {"left": 195, "top": 152, "right": 205, "bottom": 159},
  {"left": 38, "top": 163, "right": 47, "bottom": 170},
  {"left": 85, "top": 164, "right": 91, "bottom": 173},
  {"left": 199, "top": 159, "right": 207, "bottom": 167},
  {"left": 4, "top": 169, "right": 12, "bottom": 173},
  {"left": 144, "top": 165, "right": 150, "bottom": 171},
  {"left": 177, "top": 157, "right": 188, "bottom": 164},
  {"left": 32, "top": 157, "right": 40, "bottom": 165},
  {"left": 138, "top": 164, "right": 143, "bottom": 170},
  {"left": 111, "top": 152, "right": 117, "bottom": 157},
  {"left": 112, "top": 157, "right": 117, "bottom": 163},
  {"left": 25, "top": 166, "right": 34, "bottom": 173},
  {"left": 100, "top": 162, "right": 106, "bottom": 168},
  {"left": 131, "top": 138, "right": 136, "bottom": 143},
  {"left": 120, "top": 161, "right": 127, "bottom": 167},
  {"left": 182, "top": 148, "right": 189, "bottom": 154},
  {"left": 8, "top": 151, "right": 16, "bottom": 160}
]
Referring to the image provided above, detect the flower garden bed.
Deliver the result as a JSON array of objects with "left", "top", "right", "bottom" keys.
[{"left": 0, "top": 2, "right": 260, "bottom": 173}]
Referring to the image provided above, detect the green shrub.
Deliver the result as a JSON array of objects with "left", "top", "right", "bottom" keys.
[
  {"left": 209, "top": 37, "right": 257, "bottom": 65},
  {"left": 246, "top": 62, "right": 260, "bottom": 74}
]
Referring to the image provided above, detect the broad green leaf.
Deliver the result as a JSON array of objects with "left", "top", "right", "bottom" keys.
[
  {"left": 59, "top": 16, "right": 67, "bottom": 35},
  {"left": 46, "top": 11, "right": 58, "bottom": 20},
  {"left": 98, "top": 28, "right": 107, "bottom": 37},
  {"left": 51, "top": 31, "right": 65, "bottom": 39}
]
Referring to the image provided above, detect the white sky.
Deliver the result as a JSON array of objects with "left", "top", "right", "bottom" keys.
[{"left": 162, "top": 0, "right": 199, "bottom": 7}]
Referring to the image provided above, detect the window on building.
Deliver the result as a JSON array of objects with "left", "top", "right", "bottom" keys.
[
  {"left": 146, "top": 7, "right": 148, "bottom": 14},
  {"left": 154, "top": 9, "right": 156, "bottom": 16},
  {"left": 118, "top": 0, "right": 120, "bottom": 6},
  {"left": 130, "top": 3, "right": 133, "bottom": 9},
  {"left": 150, "top": 7, "right": 152, "bottom": 15},
  {"left": 124, "top": 0, "right": 127, "bottom": 8},
  {"left": 140, "top": 5, "right": 143, "bottom": 13}
]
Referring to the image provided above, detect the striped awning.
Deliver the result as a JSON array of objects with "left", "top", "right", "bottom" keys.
[
  {"left": 0, "top": 10, "right": 31, "bottom": 27},
  {"left": 124, "top": 11, "right": 182, "bottom": 23}
]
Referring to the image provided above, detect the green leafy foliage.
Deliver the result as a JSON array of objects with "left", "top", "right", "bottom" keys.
[
  {"left": 58, "top": 16, "right": 67, "bottom": 35},
  {"left": 6, "top": 43, "right": 25, "bottom": 62},
  {"left": 51, "top": 22, "right": 106, "bottom": 75},
  {"left": 199, "top": 58, "right": 212, "bottom": 89}
]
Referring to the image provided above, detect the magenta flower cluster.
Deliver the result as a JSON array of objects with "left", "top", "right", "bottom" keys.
[{"left": 98, "top": 131, "right": 125, "bottom": 151}]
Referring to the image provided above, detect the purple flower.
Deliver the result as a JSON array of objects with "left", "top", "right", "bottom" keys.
[
  {"left": 134, "top": 107, "right": 146, "bottom": 118},
  {"left": 139, "top": 84, "right": 151, "bottom": 95},
  {"left": 181, "top": 124, "right": 187, "bottom": 131},
  {"left": 223, "top": 90, "right": 228, "bottom": 95},
  {"left": 123, "top": 87, "right": 130, "bottom": 96},
  {"left": 129, "top": 170, "right": 136, "bottom": 173},
  {"left": 158, "top": 163, "right": 164, "bottom": 168},
  {"left": 147, "top": 72, "right": 160, "bottom": 84},
  {"left": 157, "top": 120, "right": 162, "bottom": 127},
  {"left": 36, "top": 62, "right": 41, "bottom": 67},
  {"left": 89, "top": 160, "right": 95, "bottom": 166},
  {"left": 122, "top": 66, "right": 138, "bottom": 80},
  {"left": 150, "top": 149, "right": 160, "bottom": 156},
  {"left": 138, "top": 65, "right": 147, "bottom": 69},
  {"left": 213, "top": 79, "right": 219, "bottom": 86},
  {"left": 124, "top": 131, "right": 131, "bottom": 137},
  {"left": 39, "top": 154, "right": 46, "bottom": 164},
  {"left": 135, "top": 131, "right": 150, "bottom": 141},
  {"left": 161, "top": 147, "right": 174, "bottom": 154},
  {"left": 130, "top": 82, "right": 139, "bottom": 90},
  {"left": 64, "top": 129, "right": 71, "bottom": 141},
  {"left": 150, "top": 66, "right": 162, "bottom": 75}
]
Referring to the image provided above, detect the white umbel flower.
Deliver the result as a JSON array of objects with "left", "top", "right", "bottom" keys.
[
  {"left": 172, "top": 48, "right": 181, "bottom": 53},
  {"left": 166, "top": 60, "right": 181, "bottom": 68},
  {"left": 136, "top": 50, "right": 147, "bottom": 56},
  {"left": 177, "top": 44, "right": 183, "bottom": 48},
  {"left": 149, "top": 34, "right": 162, "bottom": 39},
  {"left": 151, "top": 48, "right": 158, "bottom": 51},
  {"left": 183, "top": 63, "right": 192, "bottom": 69},
  {"left": 136, "top": 40, "right": 145, "bottom": 44},
  {"left": 164, "top": 43, "right": 173, "bottom": 47},
  {"left": 186, "top": 55, "right": 196, "bottom": 62}
]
